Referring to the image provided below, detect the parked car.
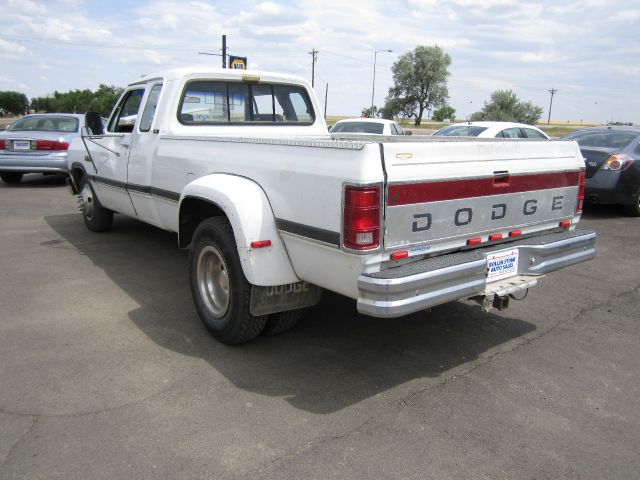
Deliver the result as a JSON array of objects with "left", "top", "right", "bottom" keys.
[
  {"left": 561, "top": 126, "right": 640, "bottom": 216},
  {"left": 329, "top": 118, "right": 411, "bottom": 135},
  {"left": 0, "top": 113, "right": 87, "bottom": 184},
  {"left": 433, "top": 121, "right": 549, "bottom": 139}
]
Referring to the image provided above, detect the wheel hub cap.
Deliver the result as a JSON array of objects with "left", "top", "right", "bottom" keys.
[{"left": 196, "top": 246, "right": 230, "bottom": 318}]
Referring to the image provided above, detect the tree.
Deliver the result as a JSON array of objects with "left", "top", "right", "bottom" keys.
[
  {"left": 470, "top": 90, "right": 543, "bottom": 124},
  {"left": 381, "top": 45, "right": 451, "bottom": 126},
  {"left": 0, "top": 91, "right": 29, "bottom": 115},
  {"left": 30, "top": 84, "right": 123, "bottom": 117},
  {"left": 432, "top": 105, "right": 456, "bottom": 122},
  {"left": 361, "top": 106, "right": 380, "bottom": 118}
]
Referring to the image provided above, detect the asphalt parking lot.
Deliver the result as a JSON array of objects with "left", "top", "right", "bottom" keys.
[{"left": 1, "top": 174, "right": 639, "bottom": 479}]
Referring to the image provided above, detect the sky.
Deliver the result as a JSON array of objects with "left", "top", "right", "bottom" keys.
[{"left": 0, "top": 0, "right": 638, "bottom": 123}]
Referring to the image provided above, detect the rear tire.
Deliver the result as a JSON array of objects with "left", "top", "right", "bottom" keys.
[
  {"left": 189, "top": 217, "right": 267, "bottom": 344},
  {"left": 623, "top": 187, "right": 640, "bottom": 217},
  {"left": 1, "top": 172, "right": 23, "bottom": 184},
  {"left": 262, "top": 309, "right": 303, "bottom": 336},
  {"left": 79, "top": 176, "right": 113, "bottom": 232}
]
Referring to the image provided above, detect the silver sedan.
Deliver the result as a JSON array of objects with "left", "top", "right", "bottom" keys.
[{"left": 0, "top": 113, "right": 86, "bottom": 184}]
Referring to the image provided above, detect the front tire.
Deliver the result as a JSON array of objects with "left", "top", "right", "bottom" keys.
[
  {"left": 1, "top": 172, "right": 23, "bottom": 184},
  {"left": 189, "top": 217, "right": 267, "bottom": 344},
  {"left": 79, "top": 176, "right": 113, "bottom": 232}
]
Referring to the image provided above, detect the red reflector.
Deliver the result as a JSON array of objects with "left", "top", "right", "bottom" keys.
[
  {"left": 343, "top": 185, "right": 380, "bottom": 251},
  {"left": 509, "top": 230, "right": 522, "bottom": 237},
  {"left": 467, "top": 237, "right": 482, "bottom": 246},
  {"left": 36, "top": 140, "right": 69, "bottom": 151},
  {"left": 559, "top": 219, "right": 571, "bottom": 228},
  {"left": 489, "top": 233, "right": 503, "bottom": 241},
  {"left": 0, "top": 140, "right": 5, "bottom": 150},
  {"left": 390, "top": 250, "right": 408, "bottom": 260},
  {"left": 250, "top": 240, "right": 271, "bottom": 248},
  {"left": 576, "top": 167, "right": 585, "bottom": 214}
]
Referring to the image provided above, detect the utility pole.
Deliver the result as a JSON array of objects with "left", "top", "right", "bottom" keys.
[
  {"left": 371, "top": 49, "right": 392, "bottom": 116},
  {"left": 222, "top": 35, "right": 227, "bottom": 68},
  {"left": 308, "top": 49, "right": 318, "bottom": 87},
  {"left": 547, "top": 88, "right": 557, "bottom": 125}
]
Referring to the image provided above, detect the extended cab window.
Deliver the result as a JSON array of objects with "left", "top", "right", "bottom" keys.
[
  {"left": 139, "top": 84, "right": 163, "bottom": 132},
  {"left": 178, "top": 81, "right": 315, "bottom": 125},
  {"left": 109, "top": 89, "right": 144, "bottom": 133}
]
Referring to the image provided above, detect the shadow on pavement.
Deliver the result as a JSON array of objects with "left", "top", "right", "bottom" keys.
[
  {"left": 581, "top": 203, "right": 630, "bottom": 220},
  {"left": 0, "top": 173, "right": 67, "bottom": 189},
  {"left": 46, "top": 212, "right": 536, "bottom": 414}
]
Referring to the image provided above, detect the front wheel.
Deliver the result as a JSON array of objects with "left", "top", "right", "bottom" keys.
[
  {"left": 79, "top": 176, "right": 113, "bottom": 232},
  {"left": 1, "top": 172, "right": 23, "bottom": 184},
  {"left": 624, "top": 187, "right": 640, "bottom": 217},
  {"left": 189, "top": 217, "right": 267, "bottom": 344}
]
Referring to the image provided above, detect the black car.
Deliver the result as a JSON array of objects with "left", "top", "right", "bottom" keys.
[{"left": 562, "top": 126, "right": 640, "bottom": 216}]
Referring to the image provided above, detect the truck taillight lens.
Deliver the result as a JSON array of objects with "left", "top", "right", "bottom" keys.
[
  {"left": 36, "top": 140, "right": 69, "bottom": 151},
  {"left": 343, "top": 185, "right": 380, "bottom": 251},
  {"left": 0, "top": 140, "right": 5, "bottom": 149},
  {"left": 576, "top": 167, "right": 586, "bottom": 214}
]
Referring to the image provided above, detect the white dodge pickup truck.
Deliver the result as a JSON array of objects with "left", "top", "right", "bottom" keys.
[{"left": 66, "top": 67, "right": 596, "bottom": 344}]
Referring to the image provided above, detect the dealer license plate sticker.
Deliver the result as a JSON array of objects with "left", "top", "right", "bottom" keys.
[
  {"left": 487, "top": 249, "right": 519, "bottom": 282},
  {"left": 12, "top": 140, "right": 31, "bottom": 150}
]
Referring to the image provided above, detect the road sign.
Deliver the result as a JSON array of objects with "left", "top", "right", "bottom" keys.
[{"left": 229, "top": 56, "right": 247, "bottom": 69}]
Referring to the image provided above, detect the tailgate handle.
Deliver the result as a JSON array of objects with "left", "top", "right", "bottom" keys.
[{"left": 493, "top": 171, "right": 510, "bottom": 186}]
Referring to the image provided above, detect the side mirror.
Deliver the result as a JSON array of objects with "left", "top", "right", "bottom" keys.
[
  {"left": 84, "top": 111, "right": 104, "bottom": 136},
  {"left": 404, "top": 130, "right": 413, "bottom": 136}
]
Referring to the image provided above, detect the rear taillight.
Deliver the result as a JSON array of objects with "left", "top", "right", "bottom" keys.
[
  {"left": 0, "top": 139, "right": 5, "bottom": 150},
  {"left": 576, "top": 167, "right": 586, "bottom": 214},
  {"left": 601, "top": 154, "right": 633, "bottom": 171},
  {"left": 36, "top": 140, "right": 69, "bottom": 151},
  {"left": 343, "top": 185, "right": 380, "bottom": 251}
]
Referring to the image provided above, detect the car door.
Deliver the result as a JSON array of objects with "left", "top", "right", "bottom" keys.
[
  {"left": 90, "top": 88, "right": 145, "bottom": 216},
  {"left": 126, "top": 83, "right": 165, "bottom": 228}
]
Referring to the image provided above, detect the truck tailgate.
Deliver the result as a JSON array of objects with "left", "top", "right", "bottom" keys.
[{"left": 381, "top": 139, "right": 583, "bottom": 250}]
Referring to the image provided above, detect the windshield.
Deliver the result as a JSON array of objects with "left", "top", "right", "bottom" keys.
[
  {"left": 8, "top": 115, "right": 79, "bottom": 133},
  {"left": 433, "top": 125, "right": 488, "bottom": 137},
  {"left": 567, "top": 130, "right": 638, "bottom": 149},
  {"left": 330, "top": 121, "right": 384, "bottom": 134}
]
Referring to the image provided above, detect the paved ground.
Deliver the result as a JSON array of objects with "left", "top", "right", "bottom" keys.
[{"left": 1, "top": 174, "right": 639, "bottom": 479}]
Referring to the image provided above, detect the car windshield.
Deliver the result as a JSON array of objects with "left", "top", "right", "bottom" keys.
[
  {"left": 331, "top": 121, "right": 384, "bottom": 134},
  {"left": 567, "top": 130, "right": 639, "bottom": 149},
  {"left": 434, "top": 125, "right": 488, "bottom": 137},
  {"left": 8, "top": 115, "right": 79, "bottom": 133}
]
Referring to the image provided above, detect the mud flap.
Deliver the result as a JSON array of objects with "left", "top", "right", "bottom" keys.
[{"left": 250, "top": 281, "right": 322, "bottom": 316}]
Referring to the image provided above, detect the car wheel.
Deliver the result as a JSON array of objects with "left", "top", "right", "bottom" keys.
[
  {"left": 79, "top": 176, "right": 113, "bottom": 232},
  {"left": 189, "top": 217, "right": 267, "bottom": 344},
  {"left": 262, "top": 309, "right": 303, "bottom": 336},
  {"left": 1, "top": 172, "right": 23, "bottom": 184},
  {"left": 624, "top": 187, "right": 640, "bottom": 217}
]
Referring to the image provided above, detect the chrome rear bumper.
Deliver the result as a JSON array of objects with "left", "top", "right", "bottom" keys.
[{"left": 357, "top": 229, "right": 596, "bottom": 318}]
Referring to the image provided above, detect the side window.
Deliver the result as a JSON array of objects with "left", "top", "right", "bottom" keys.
[
  {"left": 274, "top": 85, "right": 315, "bottom": 123},
  {"left": 252, "top": 85, "right": 274, "bottom": 122},
  {"left": 139, "top": 84, "right": 163, "bottom": 132},
  {"left": 500, "top": 128, "right": 522, "bottom": 139},
  {"left": 523, "top": 128, "right": 547, "bottom": 139},
  {"left": 108, "top": 89, "right": 144, "bottom": 133}
]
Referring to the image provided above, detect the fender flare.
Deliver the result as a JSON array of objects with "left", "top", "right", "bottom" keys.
[{"left": 179, "top": 174, "right": 300, "bottom": 286}]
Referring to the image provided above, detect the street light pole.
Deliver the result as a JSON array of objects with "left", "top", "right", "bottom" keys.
[{"left": 370, "top": 49, "right": 392, "bottom": 116}]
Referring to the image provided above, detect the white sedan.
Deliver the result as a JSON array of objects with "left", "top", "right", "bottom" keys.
[
  {"left": 433, "top": 121, "right": 549, "bottom": 139},
  {"left": 329, "top": 118, "right": 411, "bottom": 136}
]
